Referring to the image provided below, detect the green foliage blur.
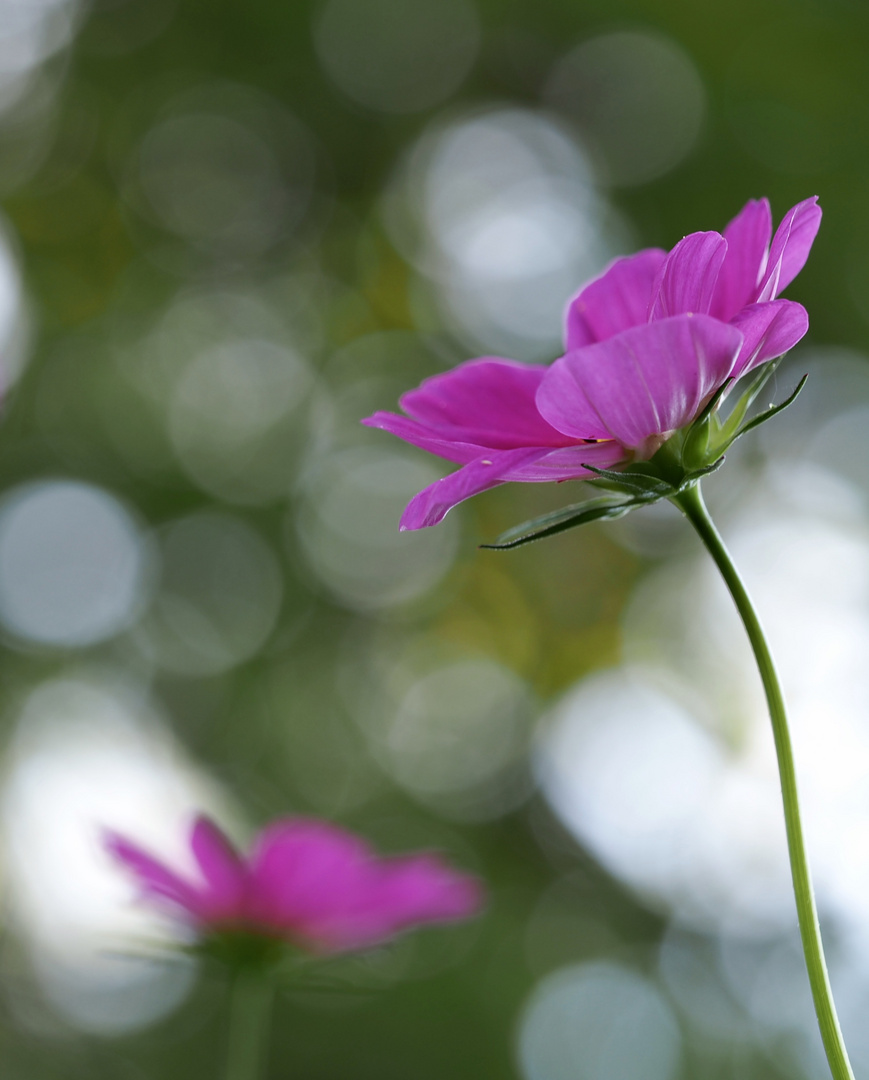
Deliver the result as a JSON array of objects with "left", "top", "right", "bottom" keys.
[{"left": 0, "top": 0, "right": 864, "bottom": 1077}]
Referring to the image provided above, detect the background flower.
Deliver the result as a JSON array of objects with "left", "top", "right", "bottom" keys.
[{"left": 106, "top": 815, "right": 483, "bottom": 953}]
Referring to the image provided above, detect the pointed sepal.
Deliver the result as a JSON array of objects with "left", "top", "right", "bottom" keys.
[
  {"left": 717, "top": 360, "right": 783, "bottom": 445},
  {"left": 581, "top": 462, "right": 675, "bottom": 497},
  {"left": 681, "top": 379, "right": 733, "bottom": 470},
  {"left": 480, "top": 451, "right": 726, "bottom": 549},
  {"left": 480, "top": 490, "right": 664, "bottom": 550},
  {"left": 720, "top": 373, "right": 807, "bottom": 447}
]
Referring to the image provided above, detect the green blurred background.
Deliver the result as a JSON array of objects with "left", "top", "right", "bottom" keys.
[{"left": 3, "top": 0, "right": 869, "bottom": 1077}]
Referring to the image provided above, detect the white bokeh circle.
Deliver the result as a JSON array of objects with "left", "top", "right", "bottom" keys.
[{"left": 0, "top": 480, "right": 151, "bottom": 647}]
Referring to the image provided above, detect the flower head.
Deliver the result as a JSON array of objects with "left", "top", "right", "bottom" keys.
[
  {"left": 105, "top": 816, "right": 483, "bottom": 954},
  {"left": 363, "top": 198, "right": 820, "bottom": 531}
]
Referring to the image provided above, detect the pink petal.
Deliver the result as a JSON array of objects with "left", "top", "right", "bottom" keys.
[
  {"left": 371, "top": 854, "right": 483, "bottom": 924},
  {"left": 397, "top": 442, "right": 626, "bottom": 531},
  {"left": 730, "top": 300, "right": 809, "bottom": 378},
  {"left": 249, "top": 819, "right": 481, "bottom": 952},
  {"left": 398, "top": 448, "right": 552, "bottom": 530},
  {"left": 190, "top": 817, "right": 247, "bottom": 921},
  {"left": 564, "top": 249, "right": 666, "bottom": 349},
  {"left": 315, "top": 855, "right": 483, "bottom": 951},
  {"left": 756, "top": 197, "right": 822, "bottom": 301},
  {"left": 397, "top": 358, "right": 573, "bottom": 449},
  {"left": 537, "top": 315, "right": 744, "bottom": 448},
  {"left": 494, "top": 440, "right": 628, "bottom": 480},
  {"left": 648, "top": 232, "right": 727, "bottom": 320},
  {"left": 104, "top": 830, "right": 201, "bottom": 918},
  {"left": 362, "top": 412, "right": 489, "bottom": 465},
  {"left": 711, "top": 198, "right": 772, "bottom": 321},
  {"left": 247, "top": 819, "right": 375, "bottom": 935}
]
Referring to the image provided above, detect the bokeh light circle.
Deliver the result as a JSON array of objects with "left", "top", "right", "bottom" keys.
[
  {"left": 383, "top": 657, "right": 535, "bottom": 820},
  {"left": 314, "top": 0, "right": 480, "bottom": 114},
  {"left": 517, "top": 961, "right": 682, "bottom": 1080},
  {"left": 536, "top": 667, "right": 793, "bottom": 936},
  {"left": 139, "top": 511, "right": 284, "bottom": 676},
  {"left": 126, "top": 84, "right": 316, "bottom": 261},
  {"left": 138, "top": 113, "right": 285, "bottom": 248},
  {"left": 294, "top": 445, "right": 459, "bottom": 611},
  {"left": 168, "top": 337, "right": 315, "bottom": 504},
  {"left": 383, "top": 107, "right": 622, "bottom": 358},
  {"left": 538, "top": 462, "right": 869, "bottom": 941},
  {"left": 0, "top": 0, "right": 83, "bottom": 121},
  {"left": 544, "top": 30, "right": 706, "bottom": 186},
  {"left": 0, "top": 213, "right": 30, "bottom": 386},
  {"left": 0, "top": 480, "right": 150, "bottom": 648}
]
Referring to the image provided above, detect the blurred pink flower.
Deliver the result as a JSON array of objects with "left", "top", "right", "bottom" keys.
[
  {"left": 105, "top": 816, "right": 483, "bottom": 953},
  {"left": 363, "top": 197, "right": 820, "bottom": 530}
]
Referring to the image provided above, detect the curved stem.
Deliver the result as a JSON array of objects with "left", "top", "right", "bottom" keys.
[
  {"left": 673, "top": 482, "right": 854, "bottom": 1080},
  {"left": 225, "top": 968, "right": 274, "bottom": 1080}
]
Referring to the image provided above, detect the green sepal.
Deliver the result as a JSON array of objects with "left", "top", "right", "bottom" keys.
[
  {"left": 682, "top": 379, "right": 733, "bottom": 469},
  {"left": 480, "top": 452, "right": 727, "bottom": 550},
  {"left": 716, "top": 360, "right": 782, "bottom": 446},
  {"left": 704, "top": 362, "right": 806, "bottom": 460},
  {"left": 581, "top": 462, "right": 675, "bottom": 496},
  {"left": 480, "top": 490, "right": 662, "bottom": 550},
  {"left": 721, "top": 373, "right": 807, "bottom": 445},
  {"left": 694, "top": 377, "right": 736, "bottom": 429}
]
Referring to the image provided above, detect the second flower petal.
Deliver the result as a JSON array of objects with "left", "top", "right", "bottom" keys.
[
  {"left": 190, "top": 817, "right": 248, "bottom": 921},
  {"left": 398, "top": 358, "right": 572, "bottom": 449},
  {"left": 757, "top": 196, "right": 822, "bottom": 301},
  {"left": 648, "top": 232, "right": 727, "bottom": 320},
  {"left": 398, "top": 442, "right": 627, "bottom": 530},
  {"left": 564, "top": 248, "right": 666, "bottom": 350},
  {"left": 537, "top": 315, "right": 744, "bottom": 448},
  {"left": 730, "top": 300, "right": 809, "bottom": 378}
]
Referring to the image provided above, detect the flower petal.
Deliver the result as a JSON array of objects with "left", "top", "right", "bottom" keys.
[
  {"left": 362, "top": 412, "right": 488, "bottom": 465},
  {"left": 369, "top": 855, "right": 483, "bottom": 924},
  {"left": 648, "top": 232, "right": 727, "bottom": 320},
  {"left": 711, "top": 198, "right": 772, "bottom": 321},
  {"left": 247, "top": 819, "right": 374, "bottom": 939},
  {"left": 397, "top": 442, "right": 627, "bottom": 530},
  {"left": 756, "top": 196, "right": 822, "bottom": 301},
  {"left": 564, "top": 249, "right": 666, "bottom": 349},
  {"left": 250, "top": 819, "right": 481, "bottom": 951},
  {"left": 730, "top": 300, "right": 809, "bottom": 378},
  {"left": 398, "top": 448, "right": 552, "bottom": 530},
  {"left": 104, "top": 830, "right": 201, "bottom": 918},
  {"left": 537, "top": 315, "right": 744, "bottom": 447},
  {"left": 496, "top": 441, "right": 628, "bottom": 480},
  {"left": 323, "top": 855, "right": 483, "bottom": 950},
  {"left": 396, "top": 358, "right": 571, "bottom": 449},
  {"left": 190, "top": 817, "right": 247, "bottom": 921}
]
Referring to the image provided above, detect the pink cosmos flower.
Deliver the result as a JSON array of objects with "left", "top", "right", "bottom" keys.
[
  {"left": 105, "top": 816, "right": 483, "bottom": 953},
  {"left": 363, "top": 197, "right": 820, "bottom": 530}
]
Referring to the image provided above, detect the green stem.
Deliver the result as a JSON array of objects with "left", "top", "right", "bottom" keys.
[
  {"left": 673, "top": 482, "right": 854, "bottom": 1080},
  {"left": 224, "top": 968, "right": 273, "bottom": 1080}
]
